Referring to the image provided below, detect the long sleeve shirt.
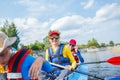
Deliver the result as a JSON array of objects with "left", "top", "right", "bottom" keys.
[{"left": 76, "top": 50, "right": 84, "bottom": 63}]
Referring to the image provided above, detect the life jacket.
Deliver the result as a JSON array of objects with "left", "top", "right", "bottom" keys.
[
  {"left": 6, "top": 48, "right": 38, "bottom": 80},
  {"left": 71, "top": 49, "right": 79, "bottom": 63},
  {"left": 48, "top": 44, "right": 70, "bottom": 77}
]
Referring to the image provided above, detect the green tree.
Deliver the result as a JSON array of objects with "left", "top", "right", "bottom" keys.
[
  {"left": 92, "top": 38, "right": 99, "bottom": 47},
  {"left": 27, "top": 40, "right": 45, "bottom": 50},
  {"left": 20, "top": 40, "right": 45, "bottom": 50},
  {"left": 43, "top": 36, "right": 50, "bottom": 50},
  {"left": 100, "top": 43, "right": 106, "bottom": 47},
  {"left": 87, "top": 40, "right": 93, "bottom": 47},
  {"left": 0, "top": 21, "right": 20, "bottom": 49},
  {"left": 87, "top": 38, "right": 99, "bottom": 47},
  {"left": 109, "top": 41, "right": 114, "bottom": 46}
]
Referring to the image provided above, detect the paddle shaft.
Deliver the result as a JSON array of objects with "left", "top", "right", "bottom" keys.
[
  {"left": 50, "top": 63, "right": 104, "bottom": 80},
  {"left": 82, "top": 56, "right": 120, "bottom": 65},
  {"left": 83, "top": 61, "right": 106, "bottom": 64}
]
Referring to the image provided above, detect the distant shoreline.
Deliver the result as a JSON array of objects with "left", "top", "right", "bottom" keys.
[
  {"left": 80, "top": 46, "right": 120, "bottom": 53},
  {"left": 109, "top": 46, "right": 120, "bottom": 53}
]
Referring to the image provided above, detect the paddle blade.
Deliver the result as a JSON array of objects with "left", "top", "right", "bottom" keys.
[{"left": 106, "top": 56, "right": 120, "bottom": 65}]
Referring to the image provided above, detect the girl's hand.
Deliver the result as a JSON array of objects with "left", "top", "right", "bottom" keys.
[{"left": 65, "top": 65, "right": 71, "bottom": 70}]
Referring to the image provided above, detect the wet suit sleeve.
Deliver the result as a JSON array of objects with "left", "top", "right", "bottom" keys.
[
  {"left": 63, "top": 45, "right": 76, "bottom": 69},
  {"left": 76, "top": 50, "right": 84, "bottom": 63},
  {"left": 21, "top": 55, "right": 52, "bottom": 79}
]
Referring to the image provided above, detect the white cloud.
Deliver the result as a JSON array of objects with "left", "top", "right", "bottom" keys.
[
  {"left": 14, "top": 17, "right": 52, "bottom": 30},
  {"left": 81, "top": 0, "right": 94, "bottom": 9},
  {"left": 50, "top": 3, "right": 120, "bottom": 44},
  {"left": 94, "top": 3, "right": 120, "bottom": 23},
  {"left": 50, "top": 15, "right": 86, "bottom": 30},
  {"left": 15, "top": 18, "right": 53, "bottom": 45}
]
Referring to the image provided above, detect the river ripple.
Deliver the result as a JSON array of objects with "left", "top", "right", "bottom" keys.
[{"left": 81, "top": 50, "right": 120, "bottom": 80}]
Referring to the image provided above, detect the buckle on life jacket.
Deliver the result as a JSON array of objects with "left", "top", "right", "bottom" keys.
[{"left": 7, "top": 73, "right": 22, "bottom": 79}]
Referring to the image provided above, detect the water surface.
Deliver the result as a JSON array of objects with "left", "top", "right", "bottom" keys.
[{"left": 81, "top": 50, "right": 120, "bottom": 80}]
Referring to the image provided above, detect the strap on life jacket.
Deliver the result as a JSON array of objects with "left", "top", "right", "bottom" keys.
[
  {"left": 7, "top": 48, "right": 30, "bottom": 80},
  {"left": 57, "top": 44, "right": 64, "bottom": 65},
  {"left": 48, "top": 46, "right": 58, "bottom": 62},
  {"left": 48, "top": 44, "right": 71, "bottom": 69},
  {"left": 48, "top": 44, "right": 65, "bottom": 64},
  {"left": 71, "top": 50, "right": 79, "bottom": 63}
]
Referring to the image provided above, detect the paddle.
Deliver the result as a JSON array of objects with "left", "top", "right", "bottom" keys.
[
  {"left": 82, "top": 56, "right": 120, "bottom": 65},
  {"left": 50, "top": 63, "right": 104, "bottom": 80}
]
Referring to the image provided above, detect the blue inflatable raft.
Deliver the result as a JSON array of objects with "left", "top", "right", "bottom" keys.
[
  {"left": 105, "top": 77, "right": 120, "bottom": 80},
  {"left": 64, "top": 64, "right": 88, "bottom": 80}
]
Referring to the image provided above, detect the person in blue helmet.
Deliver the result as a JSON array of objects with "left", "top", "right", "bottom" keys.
[{"left": 0, "top": 31, "right": 52, "bottom": 80}]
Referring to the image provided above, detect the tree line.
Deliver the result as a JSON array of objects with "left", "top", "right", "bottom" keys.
[
  {"left": 77, "top": 38, "right": 115, "bottom": 49},
  {"left": 0, "top": 21, "right": 119, "bottom": 51}
]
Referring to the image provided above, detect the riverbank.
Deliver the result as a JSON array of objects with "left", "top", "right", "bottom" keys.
[
  {"left": 80, "top": 46, "right": 120, "bottom": 53},
  {"left": 109, "top": 45, "right": 120, "bottom": 53}
]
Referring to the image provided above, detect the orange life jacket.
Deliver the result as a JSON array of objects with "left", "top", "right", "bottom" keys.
[
  {"left": 7, "top": 48, "right": 38, "bottom": 80},
  {"left": 71, "top": 50, "right": 79, "bottom": 63}
]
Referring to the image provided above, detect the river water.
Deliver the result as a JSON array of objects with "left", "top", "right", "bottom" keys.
[{"left": 81, "top": 50, "right": 120, "bottom": 80}]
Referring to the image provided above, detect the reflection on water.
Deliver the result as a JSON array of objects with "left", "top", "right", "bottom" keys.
[{"left": 81, "top": 50, "right": 120, "bottom": 80}]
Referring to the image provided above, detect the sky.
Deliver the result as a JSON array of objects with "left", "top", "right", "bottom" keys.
[{"left": 0, "top": 0, "right": 120, "bottom": 45}]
